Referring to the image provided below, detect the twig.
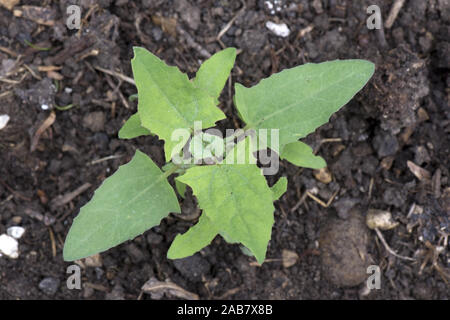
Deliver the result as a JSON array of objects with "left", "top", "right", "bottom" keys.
[
  {"left": 176, "top": 25, "right": 211, "bottom": 59},
  {"left": 217, "top": 4, "right": 246, "bottom": 41},
  {"left": 0, "top": 46, "right": 18, "bottom": 57},
  {"left": 306, "top": 189, "right": 339, "bottom": 208},
  {"left": 385, "top": 0, "right": 406, "bottom": 29},
  {"left": 141, "top": 279, "right": 199, "bottom": 300},
  {"left": 290, "top": 192, "right": 308, "bottom": 212},
  {"left": 23, "top": 64, "right": 42, "bottom": 80},
  {"left": 48, "top": 227, "right": 57, "bottom": 257},
  {"left": 105, "top": 74, "right": 130, "bottom": 109},
  {"left": 50, "top": 183, "right": 92, "bottom": 209},
  {"left": 30, "top": 111, "right": 56, "bottom": 152},
  {"left": 374, "top": 228, "right": 416, "bottom": 261},
  {"left": 0, "top": 178, "right": 32, "bottom": 201},
  {"left": 93, "top": 65, "right": 135, "bottom": 85},
  {"left": 89, "top": 154, "right": 124, "bottom": 165}
]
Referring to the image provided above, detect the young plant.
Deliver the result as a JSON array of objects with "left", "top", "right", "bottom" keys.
[{"left": 63, "top": 47, "right": 374, "bottom": 264}]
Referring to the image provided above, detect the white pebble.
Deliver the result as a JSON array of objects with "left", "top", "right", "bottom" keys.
[
  {"left": 64, "top": 87, "right": 73, "bottom": 94},
  {"left": 41, "top": 104, "right": 50, "bottom": 110},
  {"left": 0, "top": 114, "right": 10, "bottom": 130},
  {"left": 265, "top": 21, "right": 291, "bottom": 37},
  {"left": 7, "top": 226, "right": 25, "bottom": 239},
  {"left": 366, "top": 209, "right": 399, "bottom": 230},
  {"left": 0, "top": 234, "right": 19, "bottom": 259}
]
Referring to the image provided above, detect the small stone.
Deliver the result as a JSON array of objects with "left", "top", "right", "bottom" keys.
[
  {"left": 83, "top": 111, "right": 106, "bottom": 132},
  {"left": 105, "top": 284, "right": 125, "bottom": 300},
  {"left": 0, "top": 234, "right": 19, "bottom": 258},
  {"left": 173, "top": 255, "right": 210, "bottom": 282},
  {"left": 373, "top": 132, "right": 399, "bottom": 158},
  {"left": 414, "top": 146, "right": 431, "bottom": 166},
  {"left": 265, "top": 21, "right": 291, "bottom": 38},
  {"left": 126, "top": 243, "right": 146, "bottom": 263},
  {"left": 38, "top": 277, "right": 60, "bottom": 296},
  {"left": 151, "top": 27, "right": 163, "bottom": 41},
  {"left": 313, "top": 167, "right": 332, "bottom": 184},
  {"left": 146, "top": 232, "right": 163, "bottom": 245},
  {"left": 6, "top": 226, "right": 25, "bottom": 239},
  {"left": 319, "top": 209, "right": 371, "bottom": 287},
  {"left": 175, "top": 0, "right": 201, "bottom": 30},
  {"left": 0, "top": 114, "right": 10, "bottom": 130},
  {"left": 282, "top": 249, "right": 298, "bottom": 268},
  {"left": 83, "top": 253, "right": 102, "bottom": 267},
  {"left": 366, "top": 209, "right": 399, "bottom": 230},
  {"left": 333, "top": 198, "right": 359, "bottom": 219}
]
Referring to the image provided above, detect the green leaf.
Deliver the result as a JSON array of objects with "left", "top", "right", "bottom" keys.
[
  {"left": 63, "top": 150, "right": 180, "bottom": 261},
  {"left": 189, "top": 132, "right": 225, "bottom": 162},
  {"left": 194, "top": 48, "right": 236, "bottom": 103},
  {"left": 131, "top": 47, "right": 226, "bottom": 161},
  {"left": 177, "top": 140, "right": 274, "bottom": 263},
  {"left": 280, "top": 141, "right": 326, "bottom": 169},
  {"left": 234, "top": 60, "right": 375, "bottom": 150},
  {"left": 118, "top": 113, "right": 152, "bottom": 139},
  {"left": 167, "top": 214, "right": 218, "bottom": 259},
  {"left": 175, "top": 180, "right": 187, "bottom": 199},
  {"left": 271, "top": 177, "right": 288, "bottom": 201}
]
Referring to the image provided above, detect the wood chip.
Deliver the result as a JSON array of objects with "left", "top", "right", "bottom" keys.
[
  {"left": 14, "top": 5, "right": 56, "bottom": 26},
  {"left": 152, "top": 15, "right": 177, "bottom": 37},
  {"left": 49, "top": 183, "right": 92, "bottom": 209},
  {"left": 366, "top": 209, "right": 399, "bottom": 230},
  {"left": 407, "top": 160, "right": 431, "bottom": 182},
  {"left": 83, "top": 254, "right": 102, "bottom": 268},
  {"left": 380, "top": 156, "right": 395, "bottom": 170},
  {"left": 0, "top": 0, "right": 19, "bottom": 11},
  {"left": 313, "top": 167, "right": 332, "bottom": 184},
  {"left": 46, "top": 70, "right": 63, "bottom": 80},
  {"left": 385, "top": 0, "right": 406, "bottom": 29},
  {"left": 417, "top": 107, "right": 429, "bottom": 122},
  {"left": 141, "top": 278, "right": 199, "bottom": 300},
  {"left": 282, "top": 249, "right": 299, "bottom": 268},
  {"left": 30, "top": 111, "right": 56, "bottom": 152},
  {"left": 432, "top": 168, "right": 442, "bottom": 199},
  {"left": 37, "top": 65, "right": 62, "bottom": 72}
]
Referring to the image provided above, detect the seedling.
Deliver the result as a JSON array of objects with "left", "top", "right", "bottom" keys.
[{"left": 63, "top": 47, "right": 374, "bottom": 264}]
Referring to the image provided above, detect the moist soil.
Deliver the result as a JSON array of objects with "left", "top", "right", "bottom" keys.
[{"left": 0, "top": 0, "right": 449, "bottom": 299}]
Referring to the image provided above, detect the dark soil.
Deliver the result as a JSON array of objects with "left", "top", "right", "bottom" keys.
[{"left": 0, "top": 0, "right": 449, "bottom": 300}]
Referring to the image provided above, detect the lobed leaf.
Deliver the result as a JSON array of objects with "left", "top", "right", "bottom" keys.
[
  {"left": 234, "top": 60, "right": 375, "bottom": 151},
  {"left": 167, "top": 214, "right": 218, "bottom": 259},
  {"left": 194, "top": 48, "right": 236, "bottom": 103},
  {"left": 118, "top": 113, "right": 152, "bottom": 139},
  {"left": 63, "top": 150, "right": 180, "bottom": 261},
  {"left": 271, "top": 177, "right": 288, "bottom": 201},
  {"left": 280, "top": 141, "right": 326, "bottom": 169},
  {"left": 131, "top": 47, "right": 226, "bottom": 161},
  {"left": 177, "top": 139, "right": 275, "bottom": 263}
]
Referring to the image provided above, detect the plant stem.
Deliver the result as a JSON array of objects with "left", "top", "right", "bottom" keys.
[{"left": 162, "top": 162, "right": 182, "bottom": 178}]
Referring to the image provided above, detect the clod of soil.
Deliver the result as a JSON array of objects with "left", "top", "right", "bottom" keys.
[{"left": 319, "top": 209, "right": 372, "bottom": 287}]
